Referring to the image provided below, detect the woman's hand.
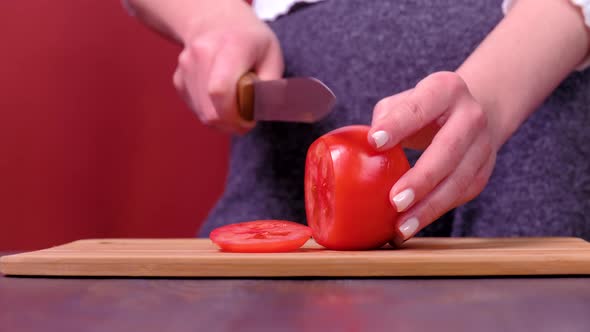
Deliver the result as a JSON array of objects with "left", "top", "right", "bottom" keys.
[
  {"left": 172, "top": 0, "right": 283, "bottom": 134},
  {"left": 367, "top": 0, "right": 590, "bottom": 243},
  {"left": 368, "top": 72, "right": 498, "bottom": 243}
]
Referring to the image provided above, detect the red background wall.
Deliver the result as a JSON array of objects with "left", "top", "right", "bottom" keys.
[{"left": 0, "top": 1, "right": 229, "bottom": 250}]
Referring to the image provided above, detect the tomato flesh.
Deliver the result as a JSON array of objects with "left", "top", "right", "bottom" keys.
[
  {"left": 305, "top": 125, "right": 410, "bottom": 250},
  {"left": 305, "top": 139, "right": 335, "bottom": 241},
  {"left": 209, "top": 220, "right": 312, "bottom": 253}
]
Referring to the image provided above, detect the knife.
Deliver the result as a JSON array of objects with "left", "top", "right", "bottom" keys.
[{"left": 237, "top": 72, "right": 336, "bottom": 123}]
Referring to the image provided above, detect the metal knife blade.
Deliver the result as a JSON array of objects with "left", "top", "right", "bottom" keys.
[{"left": 237, "top": 73, "right": 336, "bottom": 123}]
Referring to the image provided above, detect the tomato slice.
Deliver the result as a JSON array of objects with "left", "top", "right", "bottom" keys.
[{"left": 209, "top": 220, "right": 312, "bottom": 253}]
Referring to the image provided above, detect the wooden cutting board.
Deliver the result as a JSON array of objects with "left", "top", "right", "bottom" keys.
[{"left": 2, "top": 237, "right": 590, "bottom": 277}]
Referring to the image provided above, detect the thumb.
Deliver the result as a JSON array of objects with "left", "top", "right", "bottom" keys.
[
  {"left": 207, "top": 43, "right": 258, "bottom": 131},
  {"left": 254, "top": 38, "right": 284, "bottom": 80},
  {"left": 370, "top": 90, "right": 444, "bottom": 150}
]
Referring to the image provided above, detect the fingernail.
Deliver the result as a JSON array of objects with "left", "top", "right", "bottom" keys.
[
  {"left": 371, "top": 130, "right": 389, "bottom": 149},
  {"left": 392, "top": 188, "right": 415, "bottom": 212},
  {"left": 399, "top": 217, "right": 419, "bottom": 240}
]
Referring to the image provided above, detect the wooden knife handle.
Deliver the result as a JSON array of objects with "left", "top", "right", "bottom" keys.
[{"left": 237, "top": 72, "right": 258, "bottom": 122}]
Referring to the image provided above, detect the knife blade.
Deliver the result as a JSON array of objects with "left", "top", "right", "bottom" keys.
[{"left": 237, "top": 72, "right": 336, "bottom": 123}]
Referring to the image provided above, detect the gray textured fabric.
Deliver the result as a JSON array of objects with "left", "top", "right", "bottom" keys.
[{"left": 199, "top": 0, "right": 590, "bottom": 239}]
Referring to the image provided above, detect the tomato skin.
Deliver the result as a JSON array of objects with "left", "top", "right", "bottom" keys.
[
  {"left": 305, "top": 125, "right": 410, "bottom": 250},
  {"left": 209, "top": 220, "right": 312, "bottom": 253}
]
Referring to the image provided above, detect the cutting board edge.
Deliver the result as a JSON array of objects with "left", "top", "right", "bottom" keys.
[
  {"left": 2, "top": 254, "right": 590, "bottom": 277},
  {"left": 3, "top": 267, "right": 590, "bottom": 278},
  {"left": 39, "top": 237, "right": 590, "bottom": 248},
  {"left": 3, "top": 237, "right": 590, "bottom": 277}
]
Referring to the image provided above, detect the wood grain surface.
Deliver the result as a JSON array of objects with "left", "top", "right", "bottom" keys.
[{"left": 2, "top": 237, "right": 590, "bottom": 277}]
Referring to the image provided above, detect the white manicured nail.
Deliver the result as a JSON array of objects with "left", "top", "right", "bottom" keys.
[
  {"left": 392, "top": 188, "right": 415, "bottom": 212},
  {"left": 399, "top": 217, "right": 419, "bottom": 240},
  {"left": 371, "top": 130, "right": 389, "bottom": 149}
]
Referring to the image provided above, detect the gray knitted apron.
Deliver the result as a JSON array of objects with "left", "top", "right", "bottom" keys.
[{"left": 199, "top": 0, "right": 590, "bottom": 240}]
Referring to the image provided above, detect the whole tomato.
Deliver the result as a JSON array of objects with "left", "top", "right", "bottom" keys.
[{"left": 305, "top": 125, "right": 410, "bottom": 250}]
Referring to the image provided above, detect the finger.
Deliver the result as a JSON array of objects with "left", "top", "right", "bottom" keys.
[
  {"left": 177, "top": 43, "right": 214, "bottom": 125},
  {"left": 203, "top": 117, "right": 247, "bottom": 134},
  {"left": 393, "top": 131, "right": 495, "bottom": 241},
  {"left": 208, "top": 40, "right": 259, "bottom": 131},
  {"left": 174, "top": 54, "right": 207, "bottom": 122},
  {"left": 172, "top": 65, "right": 202, "bottom": 118},
  {"left": 254, "top": 35, "right": 284, "bottom": 80},
  {"left": 389, "top": 98, "right": 487, "bottom": 213},
  {"left": 180, "top": 40, "right": 220, "bottom": 125},
  {"left": 370, "top": 90, "right": 412, "bottom": 125},
  {"left": 172, "top": 66, "right": 184, "bottom": 92},
  {"left": 371, "top": 91, "right": 444, "bottom": 150},
  {"left": 371, "top": 91, "right": 451, "bottom": 151},
  {"left": 368, "top": 71, "right": 466, "bottom": 151}
]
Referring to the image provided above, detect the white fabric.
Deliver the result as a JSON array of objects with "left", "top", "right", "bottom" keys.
[
  {"left": 503, "top": 0, "right": 590, "bottom": 70},
  {"left": 121, "top": 0, "right": 322, "bottom": 20},
  {"left": 252, "top": 0, "right": 324, "bottom": 21}
]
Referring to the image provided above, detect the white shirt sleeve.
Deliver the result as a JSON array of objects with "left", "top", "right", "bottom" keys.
[
  {"left": 253, "top": 0, "right": 325, "bottom": 21},
  {"left": 502, "top": 0, "right": 590, "bottom": 70}
]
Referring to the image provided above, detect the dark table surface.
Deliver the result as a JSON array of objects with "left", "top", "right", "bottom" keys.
[{"left": 1, "top": 252, "right": 589, "bottom": 332}]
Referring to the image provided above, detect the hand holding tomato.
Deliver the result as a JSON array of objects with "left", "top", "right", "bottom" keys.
[{"left": 368, "top": 71, "right": 498, "bottom": 244}]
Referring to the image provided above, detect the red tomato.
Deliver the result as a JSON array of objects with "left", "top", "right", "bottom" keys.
[
  {"left": 305, "top": 125, "right": 410, "bottom": 250},
  {"left": 209, "top": 220, "right": 312, "bottom": 253}
]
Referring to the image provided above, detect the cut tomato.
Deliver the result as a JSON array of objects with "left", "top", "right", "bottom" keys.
[
  {"left": 209, "top": 220, "right": 312, "bottom": 253},
  {"left": 305, "top": 125, "right": 410, "bottom": 250}
]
